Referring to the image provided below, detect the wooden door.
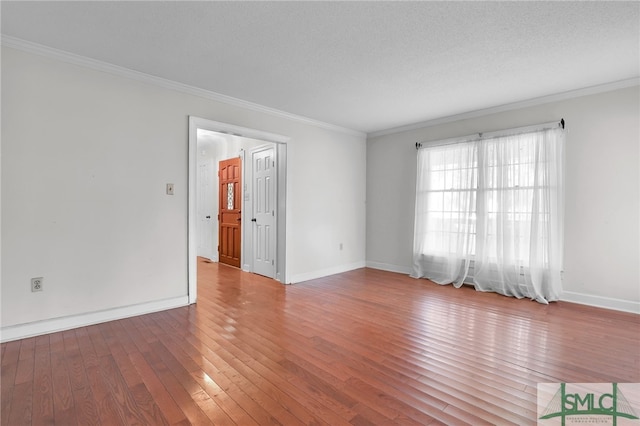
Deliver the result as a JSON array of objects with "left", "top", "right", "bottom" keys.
[{"left": 218, "top": 157, "right": 241, "bottom": 268}]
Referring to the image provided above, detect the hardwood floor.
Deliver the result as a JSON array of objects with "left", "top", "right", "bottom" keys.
[{"left": 2, "top": 258, "right": 639, "bottom": 425}]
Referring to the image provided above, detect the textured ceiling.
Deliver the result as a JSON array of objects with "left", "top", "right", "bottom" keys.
[{"left": 2, "top": 1, "right": 639, "bottom": 134}]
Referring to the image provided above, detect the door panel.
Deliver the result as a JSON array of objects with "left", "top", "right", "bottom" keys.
[
  {"left": 252, "top": 147, "right": 276, "bottom": 278},
  {"left": 218, "top": 157, "right": 241, "bottom": 268},
  {"left": 197, "top": 161, "right": 215, "bottom": 260}
]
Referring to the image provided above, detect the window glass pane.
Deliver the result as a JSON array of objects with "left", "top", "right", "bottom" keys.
[
  {"left": 428, "top": 192, "right": 443, "bottom": 211},
  {"left": 429, "top": 150, "right": 444, "bottom": 170},
  {"left": 430, "top": 170, "right": 445, "bottom": 190},
  {"left": 443, "top": 191, "right": 452, "bottom": 212},
  {"left": 227, "top": 183, "right": 234, "bottom": 210}
]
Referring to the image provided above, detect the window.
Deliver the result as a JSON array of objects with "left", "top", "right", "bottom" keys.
[{"left": 412, "top": 125, "right": 565, "bottom": 304}]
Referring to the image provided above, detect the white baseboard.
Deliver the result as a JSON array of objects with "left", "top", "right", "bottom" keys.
[
  {"left": 365, "top": 261, "right": 413, "bottom": 275},
  {"left": 290, "top": 261, "right": 366, "bottom": 284},
  {"left": 365, "top": 262, "right": 639, "bottom": 314},
  {"left": 0, "top": 296, "right": 189, "bottom": 343},
  {"left": 560, "top": 291, "right": 640, "bottom": 314}
]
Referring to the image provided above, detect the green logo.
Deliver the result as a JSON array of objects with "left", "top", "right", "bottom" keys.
[{"left": 539, "top": 383, "right": 639, "bottom": 425}]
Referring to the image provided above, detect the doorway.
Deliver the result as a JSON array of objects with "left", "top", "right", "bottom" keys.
[{"left": 188, "top": 117, "right": 289, "bottom": 304}]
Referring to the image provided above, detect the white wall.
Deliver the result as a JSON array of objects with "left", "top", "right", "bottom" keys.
[
  {"left": 1, "top": 46, "right": 366, "bottom": 337},
  {"left": 367, "top": 86, "right": 640, "bottom": 311}
]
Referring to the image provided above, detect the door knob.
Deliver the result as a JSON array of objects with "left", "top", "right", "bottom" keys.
[
  {"left": 251, "top": 218, "right": 257, "bottom": 222},
  {"left": 206, "top": 216, "right": 211, "bottom": 219}
]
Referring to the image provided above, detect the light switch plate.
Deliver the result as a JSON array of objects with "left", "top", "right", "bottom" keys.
[{"left": 166, "top": 183, "right": 174, "bottom": 195}]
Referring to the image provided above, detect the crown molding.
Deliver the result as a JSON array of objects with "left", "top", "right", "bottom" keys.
[
  {"left": 1, "top": 35, "right": 365, "bottom": 138},
  {"left": 368, "top": 77, "right": 640, "bottom": 138}
]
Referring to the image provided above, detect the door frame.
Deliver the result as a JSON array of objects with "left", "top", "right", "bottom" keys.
[{"left": 188, "top": 116, "right": 289, "bottom": 304}]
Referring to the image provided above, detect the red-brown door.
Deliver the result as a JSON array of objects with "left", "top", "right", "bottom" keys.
[{"left": 218, "top": 157, "right": 241, "bottom": 268}]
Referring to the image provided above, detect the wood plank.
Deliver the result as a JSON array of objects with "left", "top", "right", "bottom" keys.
[
  {"left": 102, "top": 320, "right": 171, "bottom": 425},
  {"left": 7, "top": 382, "right": 32, "bottom": 425},
  {"left": 9, "top": 339, "right": 36, "bottom": 425},
  {"left": 31, "top": 334, "right": 54, "bottom": 426},
  {"left": 128, "top": 350, "right": 188, "bottom": 425},
  {"left": 70, "top": 325, "right": 103, "bottom": 424},
  {"left": 84, "top": 363, "right": 126, "bottom": 425},
  {"left": 0, "top": 360, "right": 17, "bottom": 426},
  {"left": 80, "top": 326, "right": 127, "bottom": 425},
  {"left": 50, "top": 350, "right": 77, "bottom": 425},
  {"left": 70, "top": 384, "right": 101, "bottom": 426},
  {"left": 98, "top": 353, "right": 168, "bottom": 426},
  {"left": 63, "top": 331, "right": 91, "bottom": 392},
  {"left": 142, "top": 346, "right": 214, "bottom": 425},
  {"left": 14, "top": 338, "right": 35, "bottom": 385},
  {"left": 1, "top": 340, "right": 20, "bottom": 369}
]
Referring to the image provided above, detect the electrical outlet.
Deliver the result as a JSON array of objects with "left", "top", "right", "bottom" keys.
[
  {"left": 166, "top": 183, "right": 174, "bottom": 195},
  {"left": 31, "top": 277, "right": 43, "bottom": 292}
]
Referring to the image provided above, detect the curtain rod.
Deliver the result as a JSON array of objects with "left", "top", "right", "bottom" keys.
[{"left": 415, "top": 118, "right": 565, "bottom": 150}]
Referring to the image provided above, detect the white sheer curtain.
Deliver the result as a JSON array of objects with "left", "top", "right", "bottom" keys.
[{"left": 412, "top": 126, "right": 565, "bottom": 304}]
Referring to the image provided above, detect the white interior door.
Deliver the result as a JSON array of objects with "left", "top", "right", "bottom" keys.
[
  {"left": 197, "top": 160, "right": 215, "bottom": 260},
  {"left": 252, "top": 146, "right": 276, "bottom": 278}
]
